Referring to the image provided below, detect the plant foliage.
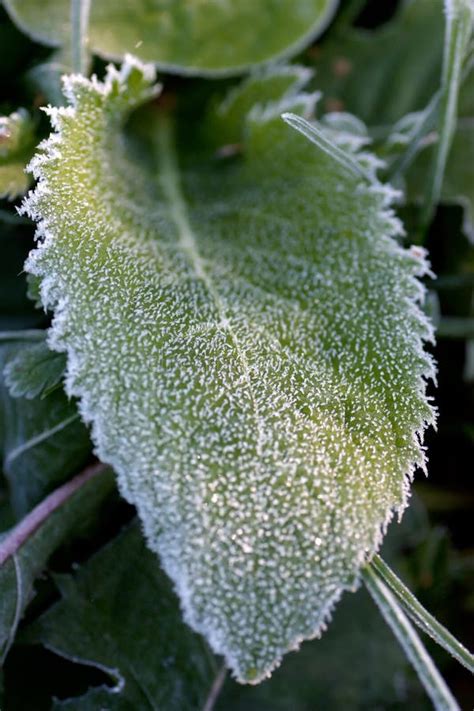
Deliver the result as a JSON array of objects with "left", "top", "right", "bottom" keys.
[
  {"left": 3, "top": 0, "right": 338, "bottom": 76},
  {"left": 0, "top": 0, "right": 473, "bottom": 708},
  {"left": 20, "top": 57, "right": 437, "bottom": 681}
]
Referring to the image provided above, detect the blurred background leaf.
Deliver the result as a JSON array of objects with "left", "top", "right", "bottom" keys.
[
  {"left": 19, "top": 522, "right": 220, "bottom": 711},
  {"left": 0, "top": 465, "right": 115, "bottom": 667},
  {"left": 0, "top": 337, "right": 92, "bottom": 518},
  {"left": 3, "top": 0, "right": 338, "bottom": 76}
]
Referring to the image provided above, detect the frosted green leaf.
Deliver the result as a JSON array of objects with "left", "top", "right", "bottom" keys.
[
  {"left": 4, "top": 0, "right": 338, "bottom": 77},
  {"left": 22, "top": 57, "right": 436, "bottom": 683},
  {"left": 0, "top": 109, "right": 35, "bottom": 200}
]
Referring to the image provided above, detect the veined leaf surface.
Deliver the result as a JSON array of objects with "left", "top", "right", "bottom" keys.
[
  {"left": 22, "top": 58, "right": 435, "bottom": 682},
  {"left": 4, "top": 0, "right": 337, "bottom": 76},
  {"left": 4, "top": 337, "right": 66, "bottom": 399}
]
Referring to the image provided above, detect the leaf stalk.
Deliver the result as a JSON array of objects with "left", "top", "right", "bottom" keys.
[
  {"left": 70, "top": 0, "right": 91, "bottom": 75},
  {"left": 0, "top": 462, "right": 107, "bottom": 567}
]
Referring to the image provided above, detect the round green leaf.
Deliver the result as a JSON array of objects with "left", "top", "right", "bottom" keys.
[{"left": 4, "top": 0, "right": 338, "bottom": 76}]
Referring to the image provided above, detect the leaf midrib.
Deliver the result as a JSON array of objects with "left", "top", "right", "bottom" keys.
[{"left": 154, "top": 112, "right": 265, "bottom": 456}]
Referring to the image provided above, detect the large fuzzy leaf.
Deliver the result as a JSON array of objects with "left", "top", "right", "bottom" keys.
[
  {"left": 22, "top": 58, "right": 435, "bottom": 682},
  {"left": 3, "top": 0, "right": 337, "bottom": 77}
]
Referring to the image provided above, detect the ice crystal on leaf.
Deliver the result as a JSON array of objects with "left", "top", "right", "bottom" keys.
[{"left": 21, "top": 57, "right": 436, "bottom": 683}]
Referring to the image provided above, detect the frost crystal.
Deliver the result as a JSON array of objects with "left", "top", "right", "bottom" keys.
[{"left": 22, "top": 57, "right": 436, "bottom": 683}]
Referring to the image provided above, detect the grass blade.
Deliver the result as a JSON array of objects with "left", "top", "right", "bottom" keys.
[
  {"left": 369, "top": 555, "right": 474, "bottom": 674},
  {"left": 363, "top": 566, "right": 460, "bottom": 711},
  {"left": 420, "top": 0, "right": 474, "bottom": 233},
  {"left": 282, "top": 112, "right": 373, "bottom": 181}
]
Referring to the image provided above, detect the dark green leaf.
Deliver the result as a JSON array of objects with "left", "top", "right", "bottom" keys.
[
  {"left": 25, "top": 521, "right": 219, "bottom": 711},
  {"left": 0, "top": 336, "right": 92, "bottom": 517},
  {"left": 3, "top": 338, "right": 66, "bottom": 399},
  {"left": 0, "top": 464, "right": 115, "bottom": 664},
  {"left": 309, "top": 0, "right": 444, "bottom": 126},
  {"left": 4, "top": 0, "right": 338, "bottom": 77}
]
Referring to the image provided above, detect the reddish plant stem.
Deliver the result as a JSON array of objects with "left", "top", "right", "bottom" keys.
[
  {"left": 202, "top": 664, "right": 227, "bottom": 711},
  {"left": 0, "top": 461, "right": 108, "bottom": 566}
]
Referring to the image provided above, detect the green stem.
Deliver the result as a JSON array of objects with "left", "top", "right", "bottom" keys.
[
  {"left": 419, "top": 0, "right": 473, "bottom": 234},
  {"left": 369, "top": 555, "right": 474, "bottom": 674},
  {"left": 362, "top": 566, "right": 460, "bottom": 711},
  {"left": 70, "top": 0, "right": 91, "bottom": 75}
]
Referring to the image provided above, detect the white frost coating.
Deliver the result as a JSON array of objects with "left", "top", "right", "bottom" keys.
[{"left": 22, "top": 57, "right": 437, "bottom": 683}]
